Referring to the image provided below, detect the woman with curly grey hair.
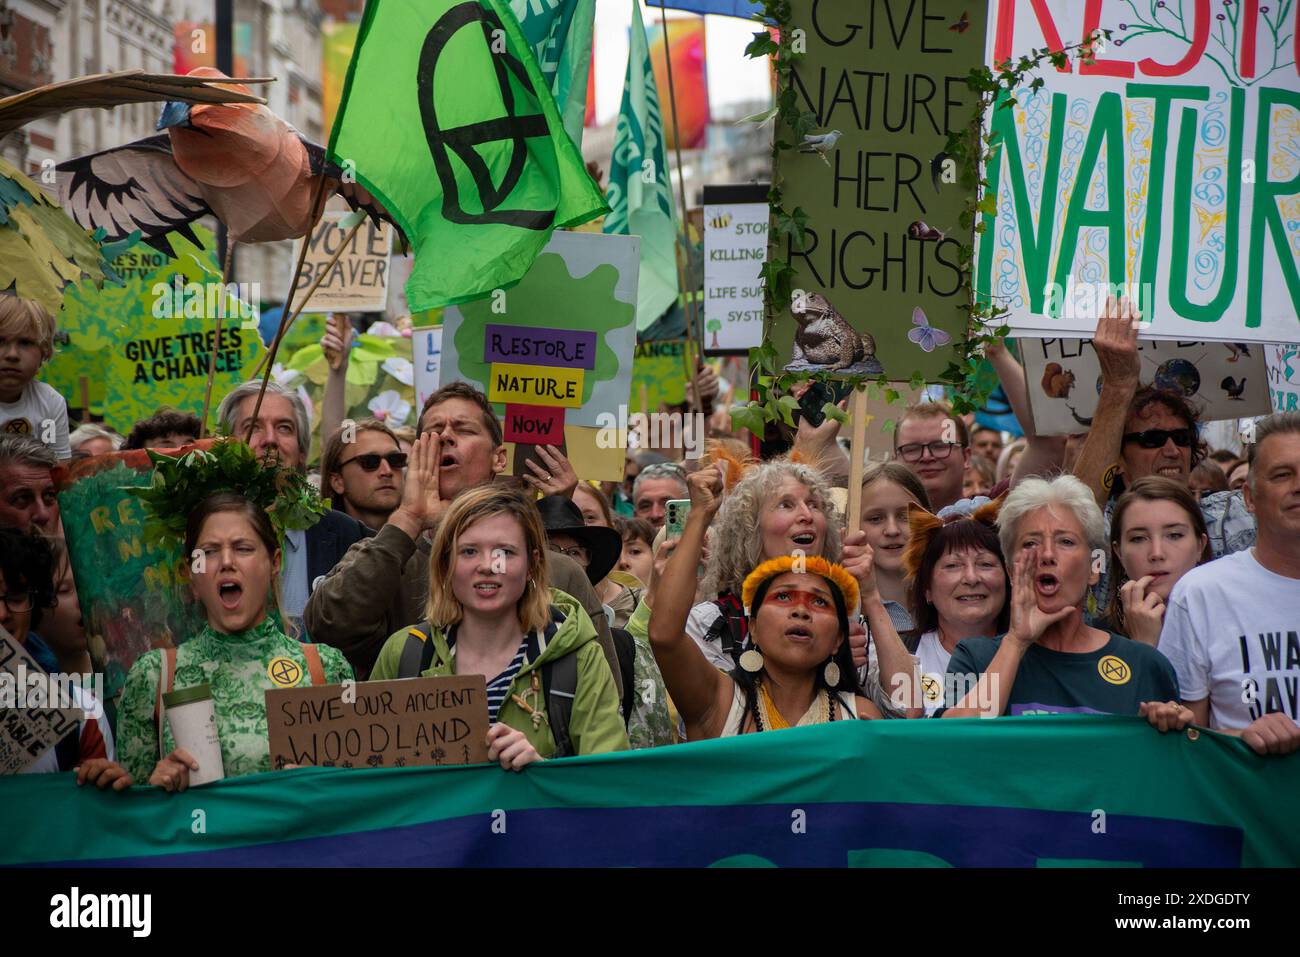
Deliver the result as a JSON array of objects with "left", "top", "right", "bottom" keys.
[{"left": 687, "top": 458, "right": 842, "bottom": 671}]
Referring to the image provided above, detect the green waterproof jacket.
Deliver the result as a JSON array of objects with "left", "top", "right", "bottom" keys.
[{"left": 369, "top": 590, "right": 629, "bottom": 758}]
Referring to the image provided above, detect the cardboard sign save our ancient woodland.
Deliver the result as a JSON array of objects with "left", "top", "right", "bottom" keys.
[
  {"left": 266, "top": 676, "right": 490, "bottom": 770},
  {"left": 1021, "top": 337, "right": 1272, "bottom": 436},
  {"left": 54, "top": 448, "right": 209, "bottom": 708},
  {"left": 289, "top": 205, "right": 392, "bottom": 313},
  {"left": 0, "top": 627, "right": 83, "bottom": 774},
  {"left": 773, "top": 0, "right": 986, "bottom": 380},
  {"left": 98, "top": 230, "right": 265, "bottom": 434},
  {"left": 975, "top": 2, "right": 1300, "bottom": 344},
  {"left": 439, "top": 231, "right": 640, "bottom": 481},
  {"left": 703, "top": 185, "right": 769, "bottom": 355}
]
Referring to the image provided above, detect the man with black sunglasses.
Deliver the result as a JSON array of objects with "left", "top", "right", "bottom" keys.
[
  {"left": 1070, "top": 300, "right": 1255, "bottom": 617},
  {"left": 319, "top": 418, "right": 406, "bottom": 531}
]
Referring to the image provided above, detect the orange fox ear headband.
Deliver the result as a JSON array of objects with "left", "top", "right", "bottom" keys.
[{"left": 901, "top": 494, "right": 1006, "bottom": 582}]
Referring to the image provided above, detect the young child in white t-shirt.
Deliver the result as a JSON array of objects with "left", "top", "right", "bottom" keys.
[{"left": 0, "top": 296, "right": 70, "bottom": 460}]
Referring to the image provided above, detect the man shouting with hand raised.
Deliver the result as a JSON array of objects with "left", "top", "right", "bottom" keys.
[{"left": 304, "top": 382, "right": 623, "bottom": 701}]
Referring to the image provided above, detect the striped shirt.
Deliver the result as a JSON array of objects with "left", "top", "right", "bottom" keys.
[{"left": 485, "top": 640, "right": 530, "bottom": 724}]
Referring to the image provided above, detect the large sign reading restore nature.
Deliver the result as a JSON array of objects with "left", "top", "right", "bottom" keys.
[{"left": 976, "top": 1, "right": 1300, "bottom": 343}]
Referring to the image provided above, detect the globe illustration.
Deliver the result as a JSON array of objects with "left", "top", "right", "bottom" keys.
[{"left": 1154, "top": 359, "right": 1200, "bottom": 396}]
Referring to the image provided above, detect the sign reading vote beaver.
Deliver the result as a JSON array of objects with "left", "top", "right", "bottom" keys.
[
  {"left": 773, "top": 0, "right": 985, "bottom": 380},
  {"left": 266, "top": 676, "right": 490, "bottom": 770},
  {"left": 290, "top": 204, "right": 392, "bottom": 314}
]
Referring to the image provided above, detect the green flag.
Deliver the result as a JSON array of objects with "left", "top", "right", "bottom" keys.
[
  {"left": 604, "top": 0, "right": 680, "bottom": 330},
  {"left": 328, "top": 0, "right": 607, "bottom": 311},
  {"left": 512, "top": 0, "right": 595, "bottom": 147}
]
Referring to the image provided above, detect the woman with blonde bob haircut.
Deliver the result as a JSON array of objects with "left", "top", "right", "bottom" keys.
[
  {"left": 939, "top": 475, "right": 1189, "bottom": 731},
  {"left": 369, "top": 486, "right": 628, "bottom": 768}
]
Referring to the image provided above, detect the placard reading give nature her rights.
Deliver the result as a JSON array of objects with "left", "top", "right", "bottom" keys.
[
  {"left": 773, "top": 0, "right": 985, "bottom": 380},
  {"left": 975, "top": 2, "right": 1300, "bottom": 344}
]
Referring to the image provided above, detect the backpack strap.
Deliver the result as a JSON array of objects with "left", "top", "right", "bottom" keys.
[
  {"left": 610, "top": 627, "right": 636, "bottom": 727},
  {"left": 397, "top": 621, "right": 437, "bottom": 678},
  {"left": 302, "top": 644, "right": 326, "bottom": 685},
  {"left": 540, "top": 650, "right": 579, "bottom": 758},
  {"left": 153, "top": 647, "right": 177, "bottom": 760}
]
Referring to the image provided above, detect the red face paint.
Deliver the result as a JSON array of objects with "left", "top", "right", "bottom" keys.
[{"left": 766, "top": 588, "right": 838, "bottom": 618}]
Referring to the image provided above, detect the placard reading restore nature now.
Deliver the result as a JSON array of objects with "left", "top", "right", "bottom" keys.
[
  {"left": 773, "top": 0, "right": 985, "bottom": 380},
  {"left": 266, "top": 676, "right": 490, "bottom": 770}
]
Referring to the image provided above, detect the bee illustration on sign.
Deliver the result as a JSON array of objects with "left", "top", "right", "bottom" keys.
[{"left": 709, "top": 212, "right": 732, "bottom": 230}]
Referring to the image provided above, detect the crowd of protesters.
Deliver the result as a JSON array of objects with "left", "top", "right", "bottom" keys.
[{"left": 1, "top": 292, "right": 1298, "bottom": 796}]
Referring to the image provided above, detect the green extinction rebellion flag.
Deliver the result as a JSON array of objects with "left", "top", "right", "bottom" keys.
[
  {"left": 328, "top": 0, "right": 607, "bottom": 311},
  {"left": 604, "top": 0, "right": 679, "bottom": 330}
]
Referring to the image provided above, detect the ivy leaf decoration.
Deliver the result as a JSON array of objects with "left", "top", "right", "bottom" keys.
[{"left": 124, "top": 438, "right": 327, "bottom": 549}]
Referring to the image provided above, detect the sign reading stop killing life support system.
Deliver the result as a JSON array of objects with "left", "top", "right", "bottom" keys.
[
  {"left": 290, "top": 206, "right": 393, "bottom": 314},
  {"left": 703, "top": 185, "right": 769, "bottom": 355}
]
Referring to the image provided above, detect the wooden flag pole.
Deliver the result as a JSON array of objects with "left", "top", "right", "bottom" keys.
[
  {"left": 655, "top": 0, "right": 704, "bottom": 414},
  {"left": 845, "top": 385, "right": 870, "bottom": 535},
  {"left": 243, "top": 176, "right": 341, "bottom": 443},
  {"left": 199, "top": 239, "right": 237, "bottom": 437}
]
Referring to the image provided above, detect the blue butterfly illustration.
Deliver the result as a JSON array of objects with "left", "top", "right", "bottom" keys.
[{"left": 907, "top": 307, "right": 951, "bottom": 353}]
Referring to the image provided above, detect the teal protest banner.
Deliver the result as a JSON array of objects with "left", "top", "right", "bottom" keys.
[{"left": 2, "top": 717, "right": 1295, "bottom": 866}]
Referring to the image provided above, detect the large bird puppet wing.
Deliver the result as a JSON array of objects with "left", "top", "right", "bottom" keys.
[
  {"left": 56, "top": 134, "right": 212, "bottom": 254},
  {"left": 0, "top": 69, "right": 270, "bottom": 138},
  {"left": 55, "top": 130, "right": 408, "bottom": 253}
]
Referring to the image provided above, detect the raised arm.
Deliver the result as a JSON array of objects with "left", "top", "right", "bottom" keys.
[
  {"left": 319, "top": 313, "right": 351, "bottom": 452},
  {"left": 840, "top": 530, "right": 922, "bottom": 717},
  {"left": 646, "top": 465, "right": 731, "bottom": 736},
  {"left": 941, "top": 550, "right": 1071, "bottom": 717},
  {"left": 1070, "top": 299, "right": 1141, "bottom": 508}
]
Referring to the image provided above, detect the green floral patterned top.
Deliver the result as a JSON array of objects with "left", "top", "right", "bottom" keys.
[{"left": 117, "top": 618, "right": 353, "bottom": 782}]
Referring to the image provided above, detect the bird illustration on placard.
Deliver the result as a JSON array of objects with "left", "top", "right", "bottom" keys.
[
  {"left": 950, "top": 11, "right": 971, "bottom": 32},
  {"left": 799, "top": 130, "right": 842, "bottom": 166},
  {"left": 907, "top": 307, "right": 951, "bottom": 353},
  {"left": 1220, "top": 376, "right": 1248, "bottom": 400},
  {"left": 1225, "top": 342, "right": 1251, "bottom": 363}
]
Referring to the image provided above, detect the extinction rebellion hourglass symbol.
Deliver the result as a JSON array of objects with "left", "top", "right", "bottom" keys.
[{"left": 416, "top": 2, "right": 556, "bottom": 229}]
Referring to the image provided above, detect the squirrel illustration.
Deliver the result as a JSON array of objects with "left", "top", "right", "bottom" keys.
[
  {"left": 1041, "top": 362, "right": 1076, "bottom": 399},
  {"left": 790, "top": 293, "right": 876, "bottom": 371}
]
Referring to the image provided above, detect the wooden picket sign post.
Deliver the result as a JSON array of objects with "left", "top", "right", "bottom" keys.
[{"left": 844, "top": 385, "right": 870, "bottom": 536}]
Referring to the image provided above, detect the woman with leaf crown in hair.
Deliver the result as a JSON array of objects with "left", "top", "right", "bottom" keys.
[
  {"left": 648, "top": 465, "right": 880, "bottom": 738},
  {"left": 116, "top": 440, "right": 353, "bottom": 789}
]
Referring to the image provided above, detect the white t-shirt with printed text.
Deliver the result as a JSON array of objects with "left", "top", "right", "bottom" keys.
[{"left": 1159, "top": 549, "right": 1300, "bottom": 730}]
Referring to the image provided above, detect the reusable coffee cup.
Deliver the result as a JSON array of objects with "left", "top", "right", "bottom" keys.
[{"left": 163, "top": 683, "right": 225, "bottom": 786}]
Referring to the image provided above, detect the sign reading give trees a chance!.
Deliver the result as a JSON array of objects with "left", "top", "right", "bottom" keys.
[{"left": 774, "top": 0, "right": 986, "bottom": 381}]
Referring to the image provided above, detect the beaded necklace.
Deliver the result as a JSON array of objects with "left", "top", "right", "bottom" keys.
[{"left": 750, "top": 680, "right": 836, "bottom": 732}]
